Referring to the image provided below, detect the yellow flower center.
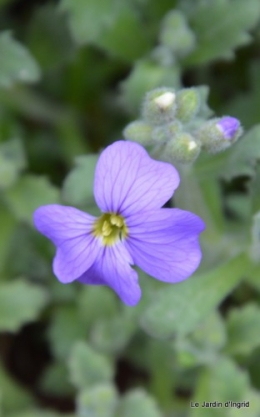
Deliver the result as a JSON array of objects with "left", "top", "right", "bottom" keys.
[{"left": 92, "top": 213, "right": 128, "bottom": 246}]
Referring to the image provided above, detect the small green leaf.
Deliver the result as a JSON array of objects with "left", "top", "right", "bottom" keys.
[
  {"left": 225, "top": 303, "right": 260, "bottom": 356},
  {"left": 117, "top": 389, "right": 162, "bottom": 417},
  {"left": 59, "top": 0, "right": 124, "bottom": 45},
  {"left": 185, "top": 0, "right": 260, "bottom": 65},
  {"left": 62, "top": 154, "right": 98, "bottom": 207},
  {"left": 91, "top": 315, "right": 136, "bottom": 354},
  {"left": 141, "top": 254, "right": 251, "bottom": 338},
  {"left": 4, "top": 175, "right": 60, "bottom": 225},
  {"left": 0, "top": 31, "right": 40, "bottom": 88},
  {"left": 0, "top": 279, "right": 48, "bottom": 332},
  {"left": 77, "top": 384, "right": 118, "bottom": 417},
  {"left": 69, "top": 341, "right": 113, "bottom": 390},
  {"left": 96, "top": 9, "right": 149, "bottom": 61}
]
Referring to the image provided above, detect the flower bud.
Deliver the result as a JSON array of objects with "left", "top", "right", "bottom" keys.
[
  {"left": 197, "top": 116, "right": 242, "bottom": 153},
  {"left": 141, "top": 87, "right": 177, "bottom": 126},
  {"left": 123, "top": 120, "right": 153, "bottom": 146},
  {"left": 152, "top": 120, "right": 182, "bottom": 144},
  {"left": 175, "top": 88, "right": 200, "bottom": 122},
  {"left": 161, "top": 132, "right": 201, "bottom": 164}
]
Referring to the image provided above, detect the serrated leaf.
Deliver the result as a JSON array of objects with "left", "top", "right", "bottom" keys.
[
  {"left": 221, "top": 125, "right": 260, "bottom": 180},
  {"left": 225, "top": 303, "right": 260, "bottom": 356},
  {"left": 141, "top": 254, "right": 250, "bottom": 338},
  {"left": 62, "top": 154, "right": 98, "bottom": 207},
  {"left": 185, "top": 0, "right": 260, "bottom": 65},
  {"left": 59, "top": 0, "right": 124, "bottom": 45},
  {"left": 0, "top": 279, "right": 48, "bottom": 332},
  {"left": 0, "top": 31, "right": 40, "bottom": 88},
  {"left": 117, "top": 389, "right": 162, "bottom": 417},
  {"left": 69, "top": 341, "right": 113, "bottom": 389},
  {"left": 4, "top": 175, "right": 60, "bottom": 224}
]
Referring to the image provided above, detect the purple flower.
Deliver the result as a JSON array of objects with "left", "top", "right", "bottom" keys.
[
  {"left": 217, "top": 116, "right": 240, "bottom": 140},
  {"left": 34, "top": 141, "right": 205, "bottom": 306}
]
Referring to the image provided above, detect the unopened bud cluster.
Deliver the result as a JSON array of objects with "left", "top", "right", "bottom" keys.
[{"left": 123, "top": 87, "right": 243, "bottom": 164}]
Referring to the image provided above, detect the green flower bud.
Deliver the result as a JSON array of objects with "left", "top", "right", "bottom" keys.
[
  {"left": 141, "top": 87, "right": 177, "bottom": 126},
  {"left": 152, "top": 120, "right": 182, "bottom": 144},
  {"left": 161, "top": 132, "right": 201, "bottom": 164},
  {"left": 197, "top": 116, "right": 243, "bottom": 153},
  {"left": 175, "top": 88, "right": 200, "bottom": 123},
  {"left": 123, "top": 120, "right": 154, "bottom": 146}
]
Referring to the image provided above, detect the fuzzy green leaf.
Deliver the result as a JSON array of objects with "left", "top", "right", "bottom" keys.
[
  {"left": 190, "top": 356, "right": 260, "bottom": 416},
  {"left": 59, "top": 0, "right": 124, "bottom": 45},
  {"left": 185, "top": 0, "right": 260, "bottom": 65},
  {"left": 91, "top": 315, "right": 136, "bottom": 354},
  {"left": 141, "top": 254, "right": 251, "bottom": 338},
  {"left": 0, "top": 279, "right": 48, "bottom": 332},
  {"left": 77, "top": 384, "right": 118, "bottom": 417},
  {"left": 69, "top": 341, "right": 113, "bottom": 389},
  {"left": 225, "top": 303, "right": 260, "bottom": 356},
  {"left": 0, "top": 31, "right": 40, "bottom": 88},
  {"left": 117, "top": 389, "right": 162, "bottom": 417},
  {"left": 0, "top": 138, "right": 26, "bottom": 190},
  {"left": 4, "top": 175, "right": 60, "bottom": 224},
  {"left": 47, "top": 305, "right": 87, "bottom": 360}
]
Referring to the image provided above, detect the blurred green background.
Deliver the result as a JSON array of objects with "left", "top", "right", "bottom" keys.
[{"left": 1, "top": 0, "right": 260, "bottom": 416}]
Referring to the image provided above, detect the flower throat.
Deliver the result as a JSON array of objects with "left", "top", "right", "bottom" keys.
[{"left": 93, "top": 213, "right": 128, "bottom": 246}]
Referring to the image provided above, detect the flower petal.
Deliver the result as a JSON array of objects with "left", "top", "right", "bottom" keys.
[
  {"left": 94, "top": 140, "right": 179, "bottom": 216},
  {"left": 125, "top": 208, "right": 205, "bottom": 283},
  {"left": 33, "top": 205, "right": 101, "bottom": 283},
  {"left": 78, "top": 242, "right": 141, "bottom": 306}
]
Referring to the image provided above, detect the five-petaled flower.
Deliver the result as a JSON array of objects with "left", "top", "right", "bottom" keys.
[{"left": 34, "top": 141, "right": 205, "bottom": 306}]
